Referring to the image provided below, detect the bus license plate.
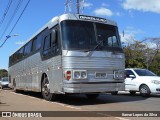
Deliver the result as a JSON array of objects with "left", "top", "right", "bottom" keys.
[{"left": 95, "top": 73, "right": 107, "bottom": 79}]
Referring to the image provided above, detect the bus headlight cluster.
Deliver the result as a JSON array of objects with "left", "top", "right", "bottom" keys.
[
  {"left": 114, "top": 70, "right": 124, "bottom": 79},
  {"left": 73, "top": 70, "right": 87, "bottom": 79}
]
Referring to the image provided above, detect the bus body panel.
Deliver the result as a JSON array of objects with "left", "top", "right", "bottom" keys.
[
  {"left": 43, "top": 55, "right": 63, "bottom": 93},
  {"left": 9, "top": 52, "right": 42, "bottom": 91},
  {"left": 62, "top": 50, "right": 125, "bottom": 93},
  {"left": 63, "top": 83, "right": 124, "bottom": 93},
  {"left": 9, "top": 53, "right": 63, "bottom": 93}
]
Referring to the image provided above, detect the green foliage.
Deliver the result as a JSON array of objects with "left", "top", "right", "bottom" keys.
[
  {"left": 0, "top": 69, "right": 8, "bottom": 78},
  {"left": 123, "top": 42, "right": 146, "bottom": 69},
  {"left": 149, "top": 53, "right": 160, "bottom": 75},
  {"left": 123, "top": 40, "right": 160, "bottom": 75}
]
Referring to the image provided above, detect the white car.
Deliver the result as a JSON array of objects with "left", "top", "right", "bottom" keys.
[
  {"left": 112, "top": 68, "right": 160, "bottom": 97},
  {"left": 0, "top": 77, "right": 9, "bottom": 89}
]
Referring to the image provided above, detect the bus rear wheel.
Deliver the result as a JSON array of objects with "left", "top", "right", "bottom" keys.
[{"left": 42, "top": 77, "right": 56, "bottom": 101}]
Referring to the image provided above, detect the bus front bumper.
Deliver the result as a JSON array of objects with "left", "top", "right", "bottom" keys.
[{"left": 63, "top": 83, "right": 125, "bottom": 93}]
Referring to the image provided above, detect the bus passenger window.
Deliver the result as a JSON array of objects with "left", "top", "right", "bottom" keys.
[
  {"left": 43, "top": 34, "right": 51, "bottom": 51},
  {"left": 43, "top": 34, "right": 51, "bottom": 55},
  {"left": 24, "top": 41, "right": 32, "bottom": 56},
  {"left": 36, "top": 35, "right": 42, "bottom": 50},
  {"left": 32, "top": 38, "right": 37, "bottom": 52}
]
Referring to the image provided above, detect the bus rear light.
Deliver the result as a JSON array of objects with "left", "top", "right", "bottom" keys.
[{"left": 65, "top": 71, "right": 71, "bottom": 80}]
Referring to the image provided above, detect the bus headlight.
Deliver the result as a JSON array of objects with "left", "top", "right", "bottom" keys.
[
  {"left": 114, "top": 71, "right": 119, "bottom": 79},
  {"left": 114, "top": 70, "right": 124, "bottom": 79},
  {"left": 81, "top": 71, "right": 87, "bottom": 79},
  {"left": 119, "top": 71, "right": 124, "bottom": 79},
  {"left": 73, "top": 70, "right": 87, "bottom": 79},
  {"left": 74, "top": 71, "right": 81, "bottom": 79}
]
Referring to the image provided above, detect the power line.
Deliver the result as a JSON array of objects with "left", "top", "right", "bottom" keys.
[
  {"left": 0, "top": 0, "right": 31, "bottom": 48},
  {"left": 0, "top": 0, "right": 13, "bottom": 28},
  {"left": 9, "top": 0, "right": 31, "bottom": 35},
  {"left": 0, "top": 35, "right": 11, "bottom": 48},
  {"left": 0, "top": 0, "right": 23, "bottom": 41}
]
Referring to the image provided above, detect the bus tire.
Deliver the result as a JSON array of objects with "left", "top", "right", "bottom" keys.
[{"left": 41, "top": 77, "right": 56, "bottom": 101}]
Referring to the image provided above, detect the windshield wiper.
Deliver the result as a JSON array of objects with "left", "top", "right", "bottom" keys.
[
  {"left": 84, "top": 35, "right": 105, "bottom": 53},
  {"left": 92, "top": 37, "right": 105, "bottom": 51},
  {"left": 85, "top": 37, "right": 105, "bottom": 57}
]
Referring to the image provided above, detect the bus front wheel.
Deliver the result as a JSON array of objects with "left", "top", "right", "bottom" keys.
[{"left": 42, "top": 77, "right": 56, "bottom": 101}]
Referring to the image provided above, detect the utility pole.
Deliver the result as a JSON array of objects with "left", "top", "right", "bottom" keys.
[
  {"left": 65, "top": 0, "right": 84, "bottom": 14},
  {"left": 0, "top": 34, "right": 18, "bottom": 48}
]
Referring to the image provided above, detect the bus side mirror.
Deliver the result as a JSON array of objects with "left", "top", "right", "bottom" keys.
[{"left": 51, "top": 29, "right": 57, "bottom": 44}]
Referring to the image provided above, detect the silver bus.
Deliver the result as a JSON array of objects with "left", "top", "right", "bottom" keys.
[{"left": 9, "top": 14, "right": 125, "bottom": 101}]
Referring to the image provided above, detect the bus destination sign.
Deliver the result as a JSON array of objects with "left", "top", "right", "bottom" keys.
[{"left": 79, "top": 15, "right": 107, "bottom": 23}]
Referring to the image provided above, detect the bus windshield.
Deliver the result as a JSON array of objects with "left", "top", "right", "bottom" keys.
[{"left": 61, "top": 20, "right": 122, "bottom": 51}]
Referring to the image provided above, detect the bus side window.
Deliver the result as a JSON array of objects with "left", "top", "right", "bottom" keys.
[
  {"left": 32, "top": 35, "right": 42, "bottom": 52},
  {"left": 43, "top": 34, "right": 51, "bottom": 56},
  {"left": 51, "top": 29, "right": 59, "bottom": 54},
  {"left": 36, "top": 35, "right": 42, "bottom": 50},
  {"left": 32, "top": 38, "right": 37, "bottom": 52},
  {"left": 42, "top": 27, "right": 60, "bottom": 59},
  {"left": 24, "top": 41, "right": 32, "bottom": 56}
]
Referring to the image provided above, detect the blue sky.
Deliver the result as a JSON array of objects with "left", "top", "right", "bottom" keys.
[{"left": 0, "top": 0, "right": 160, "bottom": 69}]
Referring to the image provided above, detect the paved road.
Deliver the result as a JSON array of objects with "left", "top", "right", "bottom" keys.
[{"left": 0, "top": 89, "right": 160, "bottom": 120}]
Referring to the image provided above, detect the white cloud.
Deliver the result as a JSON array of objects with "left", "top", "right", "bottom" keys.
[
  {"left": 125, "top": 26, "right": 145, "bottom": 36},
  {"left": 122, "top": 0, "right": 160, "bottom": 14},
  {"left": 94, "top": 7, "right": 113, "bottom": 16},
  {"left": 84, "top": 2, "right": 93, "bottom": 8},
  {"left": 120, "top": 33, "right": 135, "bottom": 44},
  {"left": 120, "top": 27, "right": 145, "bottom": 43},
  {"left": 15, "top": 41, "right": 25, "bottom": 45}
]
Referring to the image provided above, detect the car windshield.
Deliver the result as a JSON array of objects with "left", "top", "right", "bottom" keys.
[
  {"left": 2, "top": 78, "right": 8, "bottom": 82},
  {"left": 134, "top": 69, "right": 156, "bottom": 76},
  {"left": 61, "top": 20, "right": 122, "bottom": 51}
]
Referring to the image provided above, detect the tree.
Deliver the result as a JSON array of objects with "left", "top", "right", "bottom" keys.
[
  {"left": 142, "top": 37, "right": 160, "bottom": 69},
  {"left": 0, "top": 69, "right": 8, "bottom": 78},
  {"left": 122, "top": 37, "right": 160, "bottom": 75},
  {"left": 123, "top": 41, "right": 146, "bottom": 68},
  {"left": 149, "top": 53, "right": 160, "bottom": 75}
]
